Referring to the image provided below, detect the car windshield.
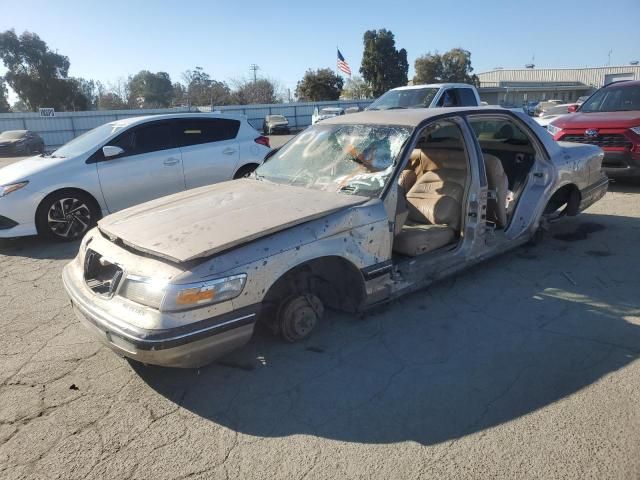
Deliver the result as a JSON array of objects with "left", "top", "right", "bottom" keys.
[
  {"left": 255, "top": 123, "right": 412, "bottom": 198},
  {"left": 0, "top": 130, "right": 26, "bottom": 139},
  {"left": 368, "top": 88, "right": 439, "bottom": 110},
  {"left": 269, "top": 115, "right": 286, "bottom": 122},
  {"left": 320, "top": 109, "right": 341, "bottom": 115},
  {"left": 53, "top": 122, "right": 126, "bottom": 158},
  {"left": 580, "top": 84, "right": 640, "bottom": 113}
]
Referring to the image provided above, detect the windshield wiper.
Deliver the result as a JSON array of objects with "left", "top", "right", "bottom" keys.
[{"left": 385, "top": 106, "right": 407, "bottom": 110}]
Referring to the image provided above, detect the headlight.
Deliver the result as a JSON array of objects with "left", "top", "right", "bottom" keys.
[
  {"left": 120, "top": 274, "right": 247, "bottom": 311},
  {"left": 119, "top": 275, "right": 169, "bottom": 309},
  {"left": 0, "top": 181, "right": 29, "bottom": 197},
  {"left": 630, "top": 126, "right": 640, "bottom": 136},
  {"left": 547, "top": 124, "right": 562, "bottom": 136}
]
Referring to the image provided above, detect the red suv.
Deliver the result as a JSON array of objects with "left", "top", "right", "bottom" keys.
[{"left": 548, "top": 80, "right": 640, "bottom": 178}]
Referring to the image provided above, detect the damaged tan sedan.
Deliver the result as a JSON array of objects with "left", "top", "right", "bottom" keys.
[{"left": 62, "top": 107, "right": 608, "bottom": 367}]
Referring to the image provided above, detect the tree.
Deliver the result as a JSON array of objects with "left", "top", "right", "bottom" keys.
[
  {"left": 0, "top": 29, "right": 90, "bottom": 111},
  {"left": 127, "top": 70, "right": 173, "bottom": 108},
  {"left": 0, "top": 78, "right": 10, "bottom": 112},
  {"left": 11, "top": 99, "right": 29, "bottom": 112},
  {"left": 94, "top": 79, "right": 132, "bottom": 110},
  {"left": 360, "top": 29, "right": 408, "bottom": 97},
  {"left": 414, "top": 48, "right": 479, "bottom": 85},
  {"left": 295, "top": 68, "right": 343, "bottom": 101},
  {"left": 341, "top": 75, "right": 371, "bottom": 100},
  {"left": 231, "top": 78, "right": 278, "bottom": 104},
  {"left": 181, "top": 67, "right": 231, "bottom": 106}
]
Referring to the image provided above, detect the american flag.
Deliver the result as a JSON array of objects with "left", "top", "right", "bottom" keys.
[{"left": 337, "top": 49, "right": 352, "bottom": 76}]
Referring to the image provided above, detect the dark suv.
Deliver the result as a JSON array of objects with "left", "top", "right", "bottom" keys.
[{"left": 548, "top": 80, "right": 640, "bottom": 178}]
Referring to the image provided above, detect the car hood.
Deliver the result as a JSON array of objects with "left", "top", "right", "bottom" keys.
[
  {"left": 552, "top": 111, "right": 640, "bottom": 129},
  {"left": 98, "top": 179, "right": 369, "bottom": 263},
  {"left": 0, "top": 155, "right": 69, "bottom": 186}
]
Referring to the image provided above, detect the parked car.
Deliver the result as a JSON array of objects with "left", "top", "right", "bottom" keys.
[
  {"left": 0, "top": 130, "right": 45, "bottom": 157},
  {"left": 534, "top": 99, "right": 564, "bottom": 117},
  {"left": 312, "top": 107, "right": 345, "bottom": 124},
  {"left": 62, "top": 106, "right": 607, "bottom": 368},
  {"left": 262, "top": 114, "right": 290, "bottom": 135},
  {"left": 0, "top": 113, "right": 270, "bottom": 240},
  {"left": 366, "top": 83, "right": 481, "bottom": 111},
  {"left": 523, "top": 101, "right": 539, "bottom": 116},
  {"left": 548, "top": 80, "right": 640, "bottom": 177},
  {"left": 534, "top": 103, "right": 577, "bottom": 129}
]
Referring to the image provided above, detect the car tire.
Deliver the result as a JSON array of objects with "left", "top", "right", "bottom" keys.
[
  {"left": 278, "top": 293, "right": 324, "bottom": 343},
  {"left": 233, "top": 164, "right": 259, "bottom": 179},
  {"left": 36, "top": 190, "right": 100, "bottom": 241}
]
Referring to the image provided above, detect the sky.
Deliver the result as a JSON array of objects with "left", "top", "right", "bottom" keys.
[{"left": 1, "top": 0, "right": 639, "bottom": 103}]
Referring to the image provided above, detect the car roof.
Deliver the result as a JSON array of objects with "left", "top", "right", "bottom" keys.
[
  {"left": 389, "top": 83, "right": 476, "bottom": 91},
  {"left": 320, "top": 106, "right": 509, "bottom": 127},
  {"left": 604, "top": 79, "right": 640, "bottom": 88},
  {"left": 107, "top": 112, "right": 247, "bottom": 128}
]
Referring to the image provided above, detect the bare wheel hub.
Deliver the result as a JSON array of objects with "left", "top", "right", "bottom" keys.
[{"left": 279, "top": 294, "right": 324, "bottom": 342}]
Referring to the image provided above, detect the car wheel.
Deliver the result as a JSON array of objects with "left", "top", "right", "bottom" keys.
[
  {"left": 233, "top": 164, "right": 258, "bottom": 179},
  {"left": 36, "top": 191, "right": 100, "bottom": 241},
  {"left": 24, "top": 145, "right": 32, "bottom": 155},
  {"left": 278, "top": 293, "right": 324, "bottom": 342}
]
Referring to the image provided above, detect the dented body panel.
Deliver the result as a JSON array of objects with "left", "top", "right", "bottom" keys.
[{"left": 62, "top": 107, "right": 608, "bottom": 368}]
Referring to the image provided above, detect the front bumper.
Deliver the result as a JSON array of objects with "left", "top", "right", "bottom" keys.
[
  {"left": 62, "top": 264, "right": 258, "bottom": 368},
  {"left": 601, "top": 151, "right": 640, "bottom": 178}
]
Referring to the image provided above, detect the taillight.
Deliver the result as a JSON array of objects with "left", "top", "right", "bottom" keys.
[{"left": 254, "top": 136, "right": 270, "bottom": 148}]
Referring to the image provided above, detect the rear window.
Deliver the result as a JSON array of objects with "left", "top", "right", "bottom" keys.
[
  {"left": 176, "top": 118, "right": 240, "bottom": 147},
  {"left": 456, "top": 88, "right": 478, "bottom": 106}
]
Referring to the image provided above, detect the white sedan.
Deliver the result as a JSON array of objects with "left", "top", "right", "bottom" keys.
[{"left": 0, "top": 113, "right": 270, "bottom": 240}]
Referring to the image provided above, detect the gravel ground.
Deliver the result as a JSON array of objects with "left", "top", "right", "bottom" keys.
[{"left": 0, "top": 167, "right": 638, "bottom": 479}]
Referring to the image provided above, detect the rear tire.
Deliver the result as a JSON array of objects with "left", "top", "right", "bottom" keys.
[
  {"left": 36, "top": 190, "right": 100, "bottom": 241},
  {"left": 233, "top": 164, "right": 259, "bottom": 179}
]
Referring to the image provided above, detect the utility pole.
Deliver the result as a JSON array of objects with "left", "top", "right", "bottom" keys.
[
  {"left": 250, "top": 64, "right": 260, "bottom": 83},
  {"left": 608, "top": 49, "right": 613, "bottom": 66}
]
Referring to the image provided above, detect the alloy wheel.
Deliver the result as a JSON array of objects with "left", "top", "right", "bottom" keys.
[{"left": 47, "top": 197, "right": 92, "bottom": 239}]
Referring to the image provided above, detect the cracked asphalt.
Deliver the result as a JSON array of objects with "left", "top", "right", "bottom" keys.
[{"left": 0, "top": 168, "right": 639, "bottom": 479}]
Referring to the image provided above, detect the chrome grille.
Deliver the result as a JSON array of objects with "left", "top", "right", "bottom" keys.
[
  {"left": 561, "top": 134, "right": 632, "bottom": 149},
  {"left": 84, "top": 249, "right": 123, "bottom": 297}
]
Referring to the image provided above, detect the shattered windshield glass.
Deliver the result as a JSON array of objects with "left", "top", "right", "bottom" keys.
[{"left": 255, "top": 124, "right": 412, "bottom": 197}]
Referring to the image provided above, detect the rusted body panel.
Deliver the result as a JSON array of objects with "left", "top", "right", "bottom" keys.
[{"left": 62, "top": 107, "right": 608, "bottom": 368}]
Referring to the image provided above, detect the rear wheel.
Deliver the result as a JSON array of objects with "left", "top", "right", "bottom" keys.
[
  {"left": 233, "top": 164, "right": 259, "bottom": 179},
  {"left": 36, "top": 191, "right": 100, "bottom": 241}
]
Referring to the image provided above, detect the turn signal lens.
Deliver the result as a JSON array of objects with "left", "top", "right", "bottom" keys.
[{"left": 176, "top": 288, "right": 215, "bottom": 305}]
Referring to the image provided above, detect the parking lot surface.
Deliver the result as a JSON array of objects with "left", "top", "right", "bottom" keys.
[{"left": 0, "top": 149, "right": 639, "bottom": 478}]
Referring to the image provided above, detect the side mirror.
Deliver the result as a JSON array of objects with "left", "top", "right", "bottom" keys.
[
  {"left": 567, "top": 104, "right": 578, "bottom": 113},
  {"left": 102, "top": 145, "right": 124, "bottom": 158}
]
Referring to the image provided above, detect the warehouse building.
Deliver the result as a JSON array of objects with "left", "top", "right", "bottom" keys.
[{"left": 477, "top": 65, "right": 640, "bottom": 106}]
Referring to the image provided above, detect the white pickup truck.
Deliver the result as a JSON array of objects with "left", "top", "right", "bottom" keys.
[{"left": 367, "top": 83, "right": 481, "bottom": 110}]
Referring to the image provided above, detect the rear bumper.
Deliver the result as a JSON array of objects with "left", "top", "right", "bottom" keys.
[
  {"left": 62, "top": 264, "right": 258, "bottom": 368},
  {"left": 579, "top": 175, "right": 609, "bottom": 212}
]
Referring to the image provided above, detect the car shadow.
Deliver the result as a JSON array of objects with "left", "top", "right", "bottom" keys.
[
  {"left": 0, "top": 235, "right": 79, "bottom": 260},
  {"left": 133, "top": 212, "right": 640, "bottom": 446}
]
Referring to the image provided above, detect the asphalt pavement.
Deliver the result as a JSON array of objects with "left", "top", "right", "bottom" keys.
[{"left": 0, "top": 150, "right": 638, "bottom": 478}]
